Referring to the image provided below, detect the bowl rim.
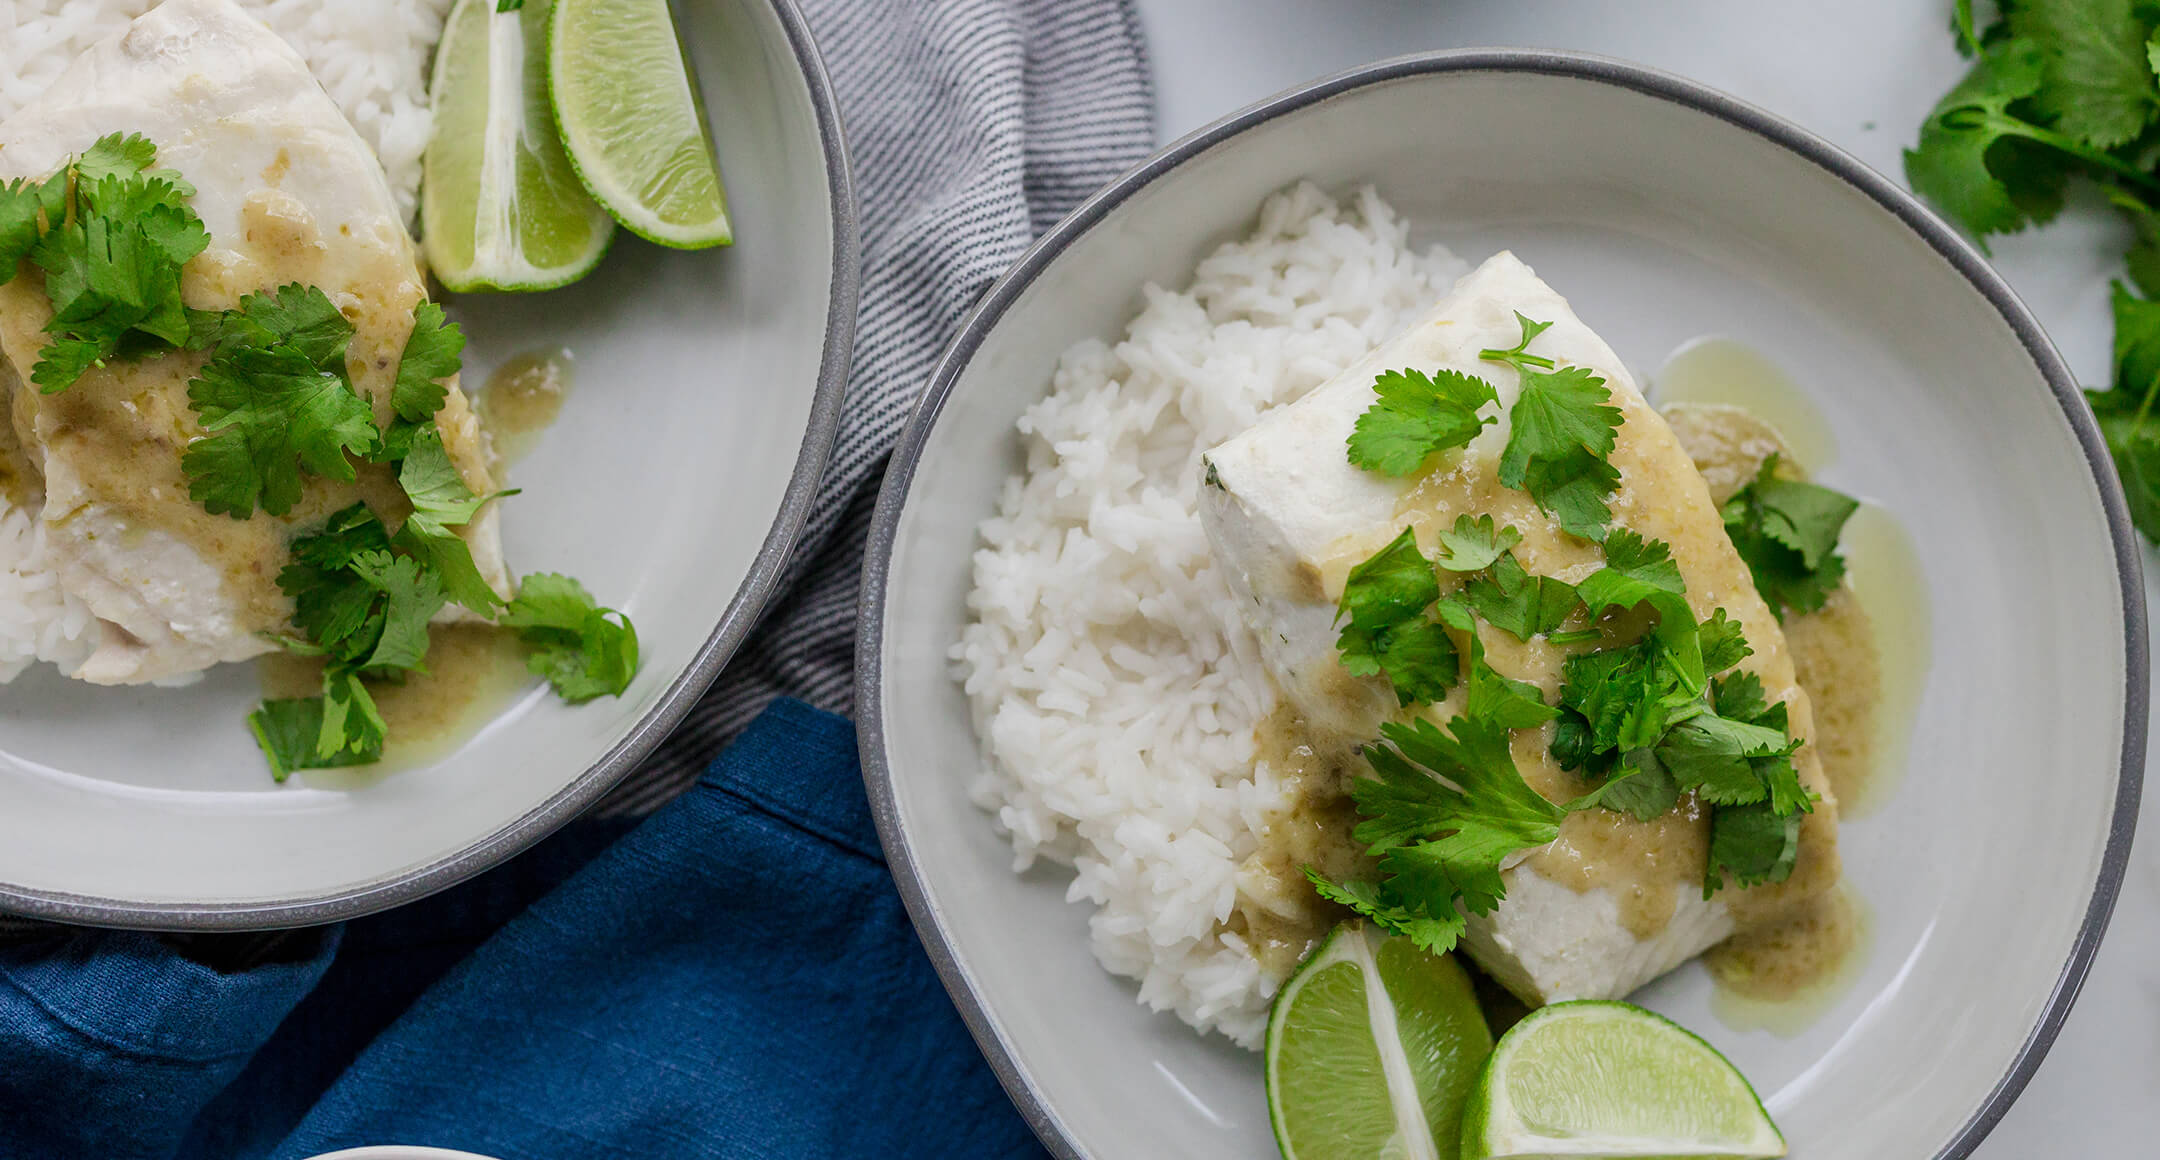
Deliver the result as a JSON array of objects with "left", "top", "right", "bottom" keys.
[
  {"left": 0, "top": 0, "right": 862, "bottom": 931},
  {"left": 855, "top": 47, "right": 2150, "bottom": 1160}
]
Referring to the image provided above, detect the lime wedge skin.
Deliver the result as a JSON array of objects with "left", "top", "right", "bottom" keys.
[
  {"left": 1266, "top": 922, "right": 1493, "bottom": 1160},
  {"left": 1459, "top": 1000, "right": 1786, "bottom": 1160},
  {"left": 423, "top": 0, "right": 617, "bottom": 293},
  {"left": 548, "top": 0, "right": 732, "bottom": 249}
]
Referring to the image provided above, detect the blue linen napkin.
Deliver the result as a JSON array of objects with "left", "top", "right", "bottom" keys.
[{"left": 0, "top": 699, "right": 1045, "bottom": 1159}]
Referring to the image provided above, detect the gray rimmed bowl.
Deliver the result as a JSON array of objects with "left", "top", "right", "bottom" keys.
[
  {"left": 859, "top": 50, "right": 2146, "bottom": 1159},
  {"left": 0, "top": 0, "right": 856, "bottom": 928}
]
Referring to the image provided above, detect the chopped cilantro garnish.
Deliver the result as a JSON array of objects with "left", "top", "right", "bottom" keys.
[
  {"left": 1574, "top": 528, "right": 1703, "bottom": 690},
  {"left": 279, "top": 507, "right": 447, "bottom": 672},
  {"left": 1720, "top": 456, "right": 1859, "bottom": 620},
  {"left": 5, "top": 134, "right": 211, "bottom": 393},
  {"left": 502, "top": 574, "right": 640, "bottom": 702},
  {"left": 1334, "top": 528, "right": 1459, "bottom": 706},
  {"left": 1480, "top": 314, "right": 1625, "bottom": 541},
  {"left": 1307, "top": 646, "right": 1598, "bottom": 957},
  {"left": 1346, "top": 368, "right": 1498, "bottom": 476}
]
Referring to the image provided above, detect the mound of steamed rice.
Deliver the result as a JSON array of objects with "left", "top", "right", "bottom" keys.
[
  {"left": 955, "top": 184, "right": 1470, "bottom": 1047},
  {"left": 0, "top": 0, "right": 450, "bottom": 684}
]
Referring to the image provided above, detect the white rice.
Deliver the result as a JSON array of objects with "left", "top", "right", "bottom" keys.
[
  {"left": 955, "top": 184, "right": 1469, "bottom": 1047},
  {"left": 0, "top": 0, "right": 452, "bottom": 221},
  {"left": 0, "top": 0, "right": 450, "bottom": 683}
]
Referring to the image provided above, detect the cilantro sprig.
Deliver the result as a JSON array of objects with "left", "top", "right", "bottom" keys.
[
  {"left": 1907, "top": 1, "right": 2160, "bottom": 541},
  {"left": 1719, "top": 455, "right": 1859, "bottom": 621},
  {"left": 1481, "top": 313, "right": 1625, "bottom": 542},
  {"left": 1346, "top": 368, "right": 1498, "bottom": 476},
  {"left": 1308, "top": 644, "right": 1602, "bottom": 956},
  {"left": 1334, "top": 528, "right": 1460, "bottom": 706}
]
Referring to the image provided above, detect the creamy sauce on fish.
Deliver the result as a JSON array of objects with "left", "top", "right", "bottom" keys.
[
  {"left": 0, "top": 177, "right": 503, "bottom": 669},
  {"left": 1235, "top": 357, "right": 1921, "bottom": 1015},
  {"left": 478, "top": 347, "right": 574, "bottom": 470},
  {"left": 256, "top": 623, "right": 533, "bottom": 783}
]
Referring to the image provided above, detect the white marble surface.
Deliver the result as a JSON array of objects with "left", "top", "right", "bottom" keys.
[{"left": 1127, "top": 0, "right": 2157, "bottom": 1152}]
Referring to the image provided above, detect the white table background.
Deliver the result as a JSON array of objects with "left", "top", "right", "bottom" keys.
[{"left": 1128, "top": 0, "right": 2157, "bottom": 1151}]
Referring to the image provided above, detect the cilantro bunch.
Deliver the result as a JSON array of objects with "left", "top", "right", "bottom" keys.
[{"left": 1907, "top": 0, "right": 2160, "bottom": 541}]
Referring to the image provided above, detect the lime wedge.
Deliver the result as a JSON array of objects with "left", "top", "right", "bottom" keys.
[
  {"left": 548, "top": 0, "right": 732, "bottom": 249},
  {"left": 1459, "top": 1001, "right": 1786, "bottom": 1159},
  {"left": 1267, "top": 922, "right": 1493, "bottom": 1160},
  {"left": 422, "top": 0, "right": 616, "bottom": 292}
]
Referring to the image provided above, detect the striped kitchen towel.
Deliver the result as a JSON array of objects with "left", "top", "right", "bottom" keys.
[{"left": 604, "top": 0, "right": 1155, "bottom": 814}]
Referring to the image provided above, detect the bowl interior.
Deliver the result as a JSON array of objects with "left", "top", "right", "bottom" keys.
[
  {"left": 0, "top": 0, "right": 844, "bottom": 921},
  {"left": 873, "top": 62, "right": 2137, "bottom": 1158}
]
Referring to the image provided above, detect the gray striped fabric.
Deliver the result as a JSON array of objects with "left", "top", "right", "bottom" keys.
[{"left": 598, "top": 0, "right": 1155, "bottom": 816}]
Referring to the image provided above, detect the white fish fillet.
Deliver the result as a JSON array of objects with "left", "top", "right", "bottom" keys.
[
  {"left": 0, "top": 0, "right": 509, "bottom": 686},
  {"left": 1200, "top": 252, "right": 1837, "bottom": 1004}
]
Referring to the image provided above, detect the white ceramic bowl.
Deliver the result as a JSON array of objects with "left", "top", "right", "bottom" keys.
[
  {"left": 0, "top": 0, "right": 856, "bottom": 927},
  {"left": 860, "top": 51, "right": 2146, "bottom": 1159}
]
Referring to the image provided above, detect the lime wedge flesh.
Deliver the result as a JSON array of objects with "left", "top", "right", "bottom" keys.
[
  {"left": 1459, "top": 1001, "right": 1786, "bottom": 1159},
  {"left": 1267, "top": 922, "right": 1494, "bottom": 1160},
  {"left": 549, "top": 0, "right": 731, "bottom": 249},
  {"left": 423, "top": 0, "right": 616, "bottom": 292}
]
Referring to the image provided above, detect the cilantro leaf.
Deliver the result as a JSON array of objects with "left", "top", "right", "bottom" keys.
[
  {"left": 391, "top": 426, "right": 510, "bottom": 613},
  {"left": 0, "top": 177, "right": 48, "bottom": 274},
  {"left": 248, "top": 697, "right": 373, "bottom": 783},
  {"left": 2008, "top": 0, "right": 2158, "bottom": 149},
  {"left": 502, "top": 574, "right": 640, "bottom": 702},
  {"left": 347, "top": 551, "right": 448, "bottom": 672},
  {"left": 1464, "top": 551, "right": 1578, "bottom": 642},
  {"left": 236, "top": 284, "right": 352, "bottom": 368},
  {"left": 1480, "top": 316, "right": 1625, "bottom": 541},
  {"left": 1720, "top": 457, "right": 1859, "bottom": 620},
  {"left": 1463, "top": 636, "right": 1559, "bottom": 730},
  {"left": 1337, "top": 527, "right": 1438, "bottom": 633},
  {"left": 280, "top": 508, "right": 447, "bottom": 675},
  {"left": 392, "top": 301, "right": 464, "bottom": 422},
  {"left": 1574, "top": 529, "right": 1703, "bottom": 691},
  {"left": 1698, "top": 608, "right": 1754, "bottom": 675},
  {"left": 1334, "top": 527, "right": 1460, "bottom": 705},
  {"left": 1432, "top": 514, "right": 1522, "bottom": 573},
  {"left": 1346, "top": 368, "right": 1498, "bottom": 476},
  {"left": 1655, "top": 714, "right": 1797, "bottom": 806},
  {"left": 1706, "top": 801, "right": 1803, "bottom": 895},
  {"left": 1306, "top": 872, "right": 1467, "bottom": 959},
  {"left": 319, "top": 665, "right": 388, "bottom": 762},
  {"left": 1595, "top": 749, "right": 1682, "bottom": 822},
  {"left": 1905, "top": 39, "right": 2055, "bottom": 240},
  {"left": 183, "top": 344, "right": 380, "bottom": 517}
]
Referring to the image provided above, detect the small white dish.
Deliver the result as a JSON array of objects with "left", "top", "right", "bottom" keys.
[
  {"left": 859, "top": 51, "right": 2146, "bottom": 1159},
  {"left": 0, "top": 0, "right": 857, "bottom": 927},
  {"left": 305, "top": 1149, "right": 502, "bottom": 1160}
]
